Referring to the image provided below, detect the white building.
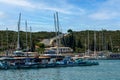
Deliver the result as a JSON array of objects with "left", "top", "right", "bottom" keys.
[{"left": 45, "top": 47, "right": 73, "bottom": 53}]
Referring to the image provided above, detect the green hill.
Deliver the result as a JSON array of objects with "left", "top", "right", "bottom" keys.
[
  {"left": 61, "top": 29, "right": 120, "bottom": 53},
  {"left": 0, "top": 30, "right": 56, "bottom": 51},
  {"left": 0, "top": 30, "right": 120, "bottom": 53}
]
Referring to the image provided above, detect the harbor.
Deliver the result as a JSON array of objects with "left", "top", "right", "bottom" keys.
[
  {"left": 0, "top": 13, "right": 100, "bottom": 70},
  {"left": 0, "top": 55, "right": 99, "bottom": 70},
  {"left": 0, "top": 0, "right": 120, "bottom": 80}
]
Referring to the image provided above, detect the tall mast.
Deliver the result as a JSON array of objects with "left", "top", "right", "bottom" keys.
[
  {"left": 30, "top": 26, "right": 32, "bottom": 51},
  {"left": 56, "top": 12, "right": 59, "bottom": 33},
  {"left": 54, "top": 12, "right": 59, "bottom": 54},
  {"left": 87, "top": 30, "right": 89, "bottom": 55},
  {"left": 94, "top": 31, "right": 96, "bottom": 57},
  {"left": 25, "top": 20, "right": 28, "bottom": 51},
  {"left": 17, "top": 13, "right": 21, "bottom": 50},
  {"left": 84, "top": 38, "right": 87, "bottom": 56},
  {"left": 110, "top": 36, "right": 113, "bottom": 52},
  {"left": 56, "top": 12, "right": 60, "bottom": 53},
  {"left": 6, "top": 28, "right": 9, "bottom": 56},
  {"left": 54, "top": 13, "right": 58, "bottom": 45},
  {"left": 99, "top": 32, "right": 101, "bottom": 51},
  {"left": 6, "top": 28, "right": 8, "bottom": 50},
  {"left": 54, "top": 12, "right": 60, "bottom": 54},
  {"left": 1, "top": 34, "right": 3, "bottom": 52},
  {"left": 102, "top": 29, "right": 104, "bottom": 51}
]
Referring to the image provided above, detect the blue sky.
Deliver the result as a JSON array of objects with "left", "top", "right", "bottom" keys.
[{"left": 0, "top": 0, "right": 120, "bottom": 32}]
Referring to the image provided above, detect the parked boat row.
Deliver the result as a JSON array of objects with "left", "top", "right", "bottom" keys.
[{"left": 0, "top": 56, "right": 99, "bottom": 70}]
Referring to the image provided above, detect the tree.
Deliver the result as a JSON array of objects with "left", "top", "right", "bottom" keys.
[
  {"left": 67, "top": 29, "right": 73, "bottom": 34},
  {"left": 76, "top": 39, "right": 83, "bottom": 48},
  {"left": 62, "top": 29, "right": 76, "bottom": 51}
]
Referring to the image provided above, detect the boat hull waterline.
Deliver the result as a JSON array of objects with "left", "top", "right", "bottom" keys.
[{"left": 0, "top": 61, "right": 99, "bottom": 70}]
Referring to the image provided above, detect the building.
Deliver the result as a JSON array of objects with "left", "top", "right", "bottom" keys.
[{"left": 45, "top": 47, "right": 73, "bottom": 54}]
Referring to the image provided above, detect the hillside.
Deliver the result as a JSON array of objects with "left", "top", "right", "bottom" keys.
[
  {"left": 0, "top": 30, "right": 120, "bottom": 52},
  {"left": 61, "top": 30, "right": 120, "bottom": 53},
  {"left": 0, "top": 30, "right": 56, "bottom": 51}
]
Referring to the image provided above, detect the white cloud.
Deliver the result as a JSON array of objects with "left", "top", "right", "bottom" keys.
[
  {"left": 0, "top": 0, "right": 85, "bottom": 15},
  {"left": 32, "top": 0, "right": 85, "bottom": 15},
  {"left": 0, "top": 0, "right": 35, "bottom": 8}
]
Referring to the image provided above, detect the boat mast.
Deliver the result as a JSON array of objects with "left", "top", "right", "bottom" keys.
[
  {"left": 54, "top": 13, "right": 57, "bottom": 46},
  {"left": 1, "top": 34, "right": 3, "bottom": 53},
  {"left": 84, "top": 38, "right": 87, "bottom": 56},
  {"left": 6, "top": 28, "right": 8, "bottom": 56},
  {"left": 56, "top": 12, "right": 60, "bottom": 54},
  {"left": 17, "top": 13, "right": 21, "bottom": 50},
  {"left": 94, "top": 31, "right": 97, "bottom": 57},
  {"left": 102, "top": 29, "right": 104, "bottom": 51},
  {"left": 110, "top": 36, "right": 113, "bottom": 52},
  {"left": 6, "top": 28, "right": 8, "bottom": 50},
  {"left": 87, "top": 30, "right": 90, "bottom": 56},
  {"left": 54, "top": 12, "right": 60, "bottom": 55},
  {"left": 30, "top": 26, "right": 32, "bottom": 51},
  {"left": 25, "top": 20, "right": 28, "bottom": 51},
  {"left": 99, "top": 32, "right": 101, "bottom": 51},
  {"left": 56, "top": 12, "right": 60, "bottom": 48}
]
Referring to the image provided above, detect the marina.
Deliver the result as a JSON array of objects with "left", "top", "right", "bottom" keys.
[
  {"left": 0, "top": 12, "right": 99, "bottom": 70},
  {"left": 0, "top": 0, "right": 120, "bottom": 80}
]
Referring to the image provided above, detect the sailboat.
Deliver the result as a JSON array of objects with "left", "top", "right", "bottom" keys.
[
  {"left": 43, "top": 12, "right": 60, "bottom": 56},
  {"left": 23, "top": 21, "right": 33, "bottom": 56},
  {"left": 54, "top": 12, "right": 60, "bottom": 55},
  {"left": 83, "top": 30, "right": 98, "bottom": 59},
  {"left": 5, "top": 28, "right": 9, "bottom": 56},
  {"left": 13, "top": 13, "right": 24, "bottom": 57},
  {"left": 91, "top": 31, "right": 98, "bottom": 59},
  {"left": 83, "top": 30, "right": 91, "bottom": 59},
  {"left": 29, "top": 26, "right": 32, "bottom": 52}
]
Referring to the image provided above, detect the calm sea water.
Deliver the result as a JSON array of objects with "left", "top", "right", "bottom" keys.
[{"left": 0, "top": 60, "right": 120, "bottom": 80}]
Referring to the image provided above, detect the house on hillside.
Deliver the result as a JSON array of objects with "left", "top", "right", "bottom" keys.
[{"left": 45, "top": 47, "right": 73, "bottom": 54}]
